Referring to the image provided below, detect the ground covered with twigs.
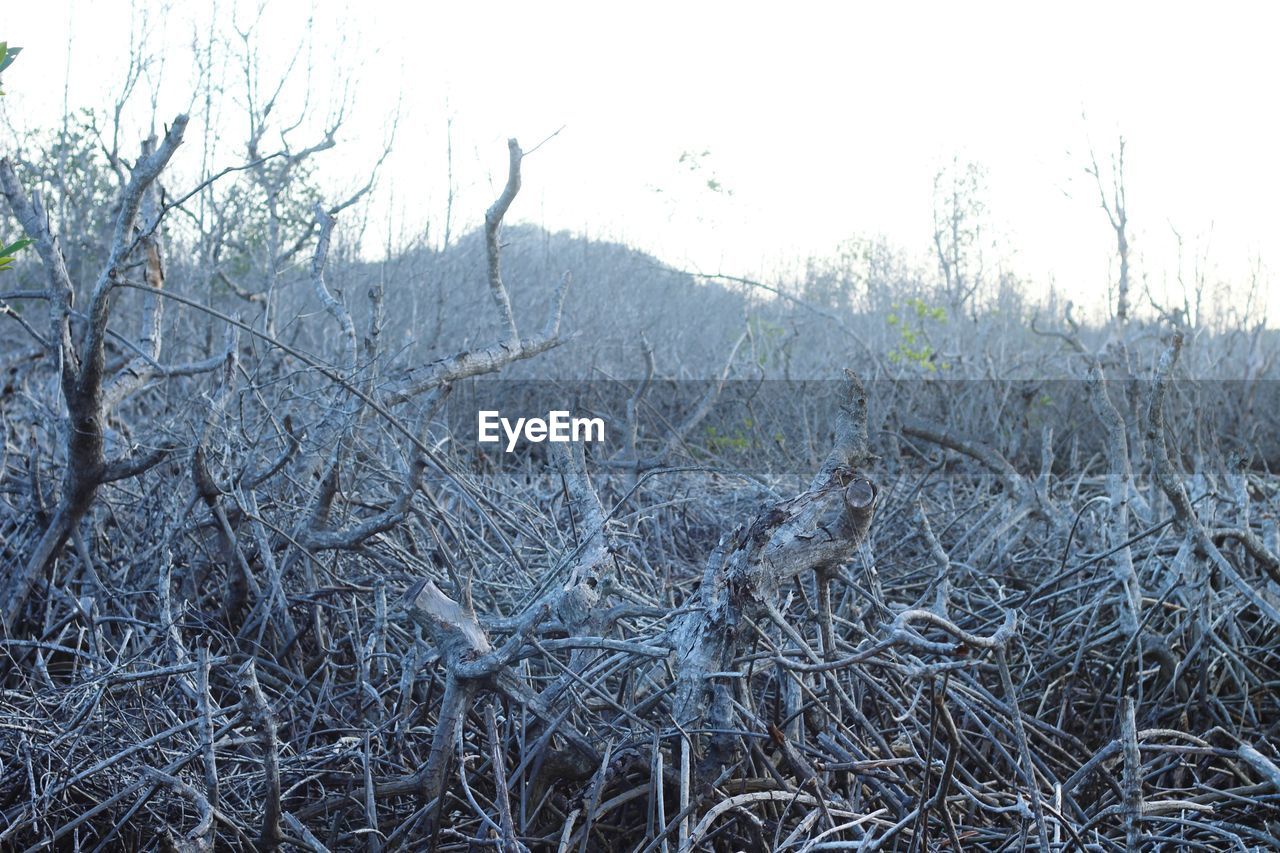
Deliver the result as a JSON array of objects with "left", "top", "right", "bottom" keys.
[
  {"left": 2, "top": 112, "right": 1279, "bottom": 851},
  {"left": 2, "top": 327, "right": 1279, "bottom": 851}
]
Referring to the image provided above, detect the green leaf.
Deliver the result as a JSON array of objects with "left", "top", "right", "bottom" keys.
[
  {"left": 0, "top": 236, "right": 32, "bottom": 271},
  {"left": 0, "top": 238, "right": 32, "bottom": 256},
  {"left": 0, "top": 44, "right": 18, "bottom": 74}
]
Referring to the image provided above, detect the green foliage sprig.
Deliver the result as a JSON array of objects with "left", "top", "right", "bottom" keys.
[
  {"left": 0, "top": 40, "right": 29, "bottom": 272},
  {"left": 0, "top": 42, "right": 20, "bottom": 95},
  {"left": 886, "top": 297, "right": 950, "bottom": 372},
  {"left": 0, "top": 238, "right": 32, "bottom": 271}
]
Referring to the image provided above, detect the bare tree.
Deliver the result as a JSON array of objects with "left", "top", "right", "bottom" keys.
[
  {"left": 0, "top": 117, "right": 220, "bottom": 629},
  {"left": 1087, "top": 135, "right": 1132, "bottom": 323},
  {"left": 932, "top": 157, "right": 988, "bottom": 316}
]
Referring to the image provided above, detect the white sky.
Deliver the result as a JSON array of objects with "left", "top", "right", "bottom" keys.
[{"left": 4, "top": 1, "right": 1279, "bottom": 322}]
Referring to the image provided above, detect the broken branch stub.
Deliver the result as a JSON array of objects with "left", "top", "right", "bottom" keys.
[{"left": 402, "top": 579, "right": 493, "bottom": 665}]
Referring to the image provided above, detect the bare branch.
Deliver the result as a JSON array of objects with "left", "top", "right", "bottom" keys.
[{"left": 484, "top": 138, "right": 522, "bottom": 344}]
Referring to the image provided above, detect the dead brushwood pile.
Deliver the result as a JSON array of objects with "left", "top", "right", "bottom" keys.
[{"left": 2, "top": 131, "right": 1280, "bottom": 852}]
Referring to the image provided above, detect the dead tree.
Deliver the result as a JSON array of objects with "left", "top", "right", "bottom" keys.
[
  {"left": 669, "top": 370, "right": 877, "bottom": 775},
  {"left": 1145, "top": 332, "right": 1280, "bottom": 624},
  {"left": 0, "top": 117, "right": 227, "bottom": 629},
  {"left": 384, "top": 139, "right": 569, "bottom": 405},
  {"left": 290, "top": 137, "right": 570, "bottom": 553},
  {"left": 932, "top": 158, "right": 987, "bottom": 316},
  {"left": 1087, "top": 136, "right": 1132, "bottom": 323}
]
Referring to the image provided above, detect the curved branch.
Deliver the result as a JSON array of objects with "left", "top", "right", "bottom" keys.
[{"left": 484, "top": 138, "right": 522, "bottom": 344}]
